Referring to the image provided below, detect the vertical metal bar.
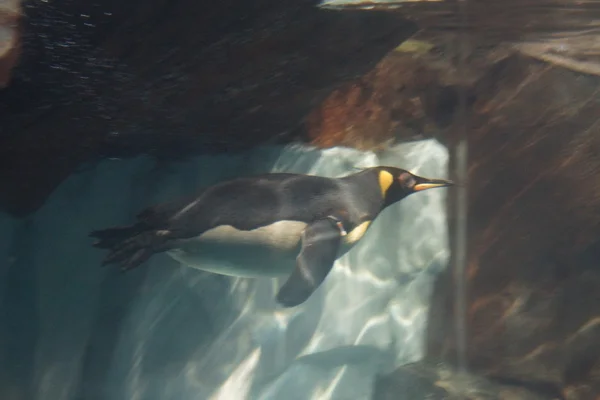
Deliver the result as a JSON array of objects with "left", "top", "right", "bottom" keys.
[{"left": 453, "top": 0, "right": 470, "bottom": 373}]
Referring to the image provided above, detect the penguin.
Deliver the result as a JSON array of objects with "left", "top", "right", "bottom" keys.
[{"left": 89, "top": 166, "right": 453, "bottom": 307}]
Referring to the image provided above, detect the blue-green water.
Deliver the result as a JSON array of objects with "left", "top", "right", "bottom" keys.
[{"left": 0, "top": 141, "right": 449, "bottom": 399}]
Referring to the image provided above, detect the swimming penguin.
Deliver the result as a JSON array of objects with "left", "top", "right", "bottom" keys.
[{"left": 90, "top": 167, "right": 453, "bottom": 307}]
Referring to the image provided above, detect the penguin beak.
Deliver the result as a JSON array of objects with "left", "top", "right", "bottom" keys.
[{"left": 413, "top": 178, "right": 455, "bottom": 192}]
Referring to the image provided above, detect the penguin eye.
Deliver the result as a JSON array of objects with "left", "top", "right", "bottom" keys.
[{"left": 398, "top": 172, "right": 416, "bottom": 187}]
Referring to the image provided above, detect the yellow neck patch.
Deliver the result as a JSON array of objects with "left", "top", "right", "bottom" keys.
[
  {"left": 378, "top": 170, "right": 394, "bottom": 198},
  {"left": 345, "top": 221, "right": 371, "bottom": 244}
]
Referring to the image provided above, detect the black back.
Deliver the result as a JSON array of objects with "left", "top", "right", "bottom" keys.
[{"left": 164, "top": 169, "right": 386, "bottom": 239}]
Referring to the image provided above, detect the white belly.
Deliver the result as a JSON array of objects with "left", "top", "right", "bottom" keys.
[{"left": 166, "top": 220, "right": 308, "bottom": 278}]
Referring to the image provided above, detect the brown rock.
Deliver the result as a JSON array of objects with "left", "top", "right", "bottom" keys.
[
  {"left": 0, "top": 0, "right": 21, "bottom": 87},
  {"left": 373, "top": 361, "right": 563, "bottom": 400},
  {"left": 423, "top": 52, "right": 600, "bottom": 399},
  {"left": 305, "top": 33, "right": 506, "bottom": 151},
  {"left": 306, "top": 51, "right": 437, "bottom": 150}
]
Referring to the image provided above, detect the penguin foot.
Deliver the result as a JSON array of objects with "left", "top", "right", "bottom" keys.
[
  {"left": 89, "top": 224, "right": 145, "bottom": 249},
  {"left": 93, "top": 230, "right": 168, "bottom": 271}
]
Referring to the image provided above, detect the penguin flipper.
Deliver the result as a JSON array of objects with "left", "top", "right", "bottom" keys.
[{"left": 276, "top": 218, "right": 342, "bottom": 307}]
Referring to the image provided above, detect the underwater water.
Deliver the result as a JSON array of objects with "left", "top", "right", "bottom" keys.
[
  {"left": 0, "top": 140, "right": 449, "bottom": 400},
  {"left": 5, "top": 0, "right": 600, "bottom": 397}
]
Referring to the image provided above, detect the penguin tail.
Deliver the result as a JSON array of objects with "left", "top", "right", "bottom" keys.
[{"left": 89, "top": 224, "right": 168, "bottom": 272}]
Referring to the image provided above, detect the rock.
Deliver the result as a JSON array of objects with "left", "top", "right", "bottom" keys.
[
  {"left": 305, "top": 36, "right": 489, "bottom": 151},
  {"left": 424, "top": 51, "right": 600, "bottom": 400},
  {"left": 0, "top": 0, "right": 416, "bottom": 217},
  {"left": 514, "top": 33, "right": 600, "bottom": 77},
  {"left": 366, "top": 45, "right": 600, "bottom": 399},
  {"left": 0, "top": 0, "right": 21, "bottom": 87},
  {"left": 306, "top": 49, "right": 435, "bottom": 150},
  {"left": 373, "top": 361, "right": 564, "bottom": 400},
  {"left": 320, "top": 0, "right": 600, "bottom": 49}
]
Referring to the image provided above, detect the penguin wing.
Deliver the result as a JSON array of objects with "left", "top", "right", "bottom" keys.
[{"left": 276, "top": 218, "right": 343, "bottom": 307}]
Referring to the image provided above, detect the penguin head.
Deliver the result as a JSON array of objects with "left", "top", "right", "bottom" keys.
[{"left": 376, "top": 166, "right": 454, "bottom": 206}]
